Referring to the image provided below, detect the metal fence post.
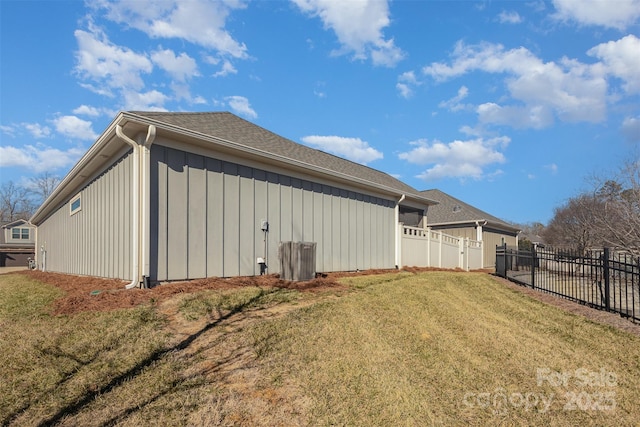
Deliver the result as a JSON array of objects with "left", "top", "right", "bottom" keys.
[
  {"left": 531, "top": 245, "right": 536, "bottom": 289},
  {"left": 603, "top": 247, "right": 611, "bottom": 310}
]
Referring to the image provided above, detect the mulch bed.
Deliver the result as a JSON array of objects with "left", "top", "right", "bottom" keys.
[
  {"left": 17, "top": 270, "right": 352, "bottom": 316},
  {"left": 13, "top": 269, "right": 640, "bottom": 337}
]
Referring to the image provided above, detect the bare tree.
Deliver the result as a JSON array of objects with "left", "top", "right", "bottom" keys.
[
  {"left": 29, "top": 172, "right": 60, "bottom": 205},
  {"left": 543, "top": 194, "right": 604, "bottom": 255},
  {"left": 0, "top": 181, "right": 34, "bottom": 222},
  {"left": 544, "top": 157, "right": 640, "bottom": 258},
  {"left": 588, "top": 159, "right": 640, "bottom": 258}
]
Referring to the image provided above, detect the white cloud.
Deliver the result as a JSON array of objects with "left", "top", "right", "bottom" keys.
[
  {"left": 396, "top": 83, "right": 412, "bottom": 99},
  {"left": 621, "top": 116, "right": 640, "bottom": 143},
  {"left": 423, "top": 41, "right": 609, "bottom": 127},
  {"left": 398, "top": 136, "right": 510, "bottom": 180},
  {"left": 552, "top": 0, "right": 640, "bottom": 30},
  {"left": 396, "top": 71, "right": 421, "bottom": 98},
  {"left": 300, "top": 135, "right": 383, "bottom": 164},
  {"left": 151, "top": 48, "right": 199, "bottom": 81},
  {"left": 225, "top": 95, "right": 257, "bottom": 119},
  {"left": 498, "top": 11, "right": 522, "bottom": 24},
  {"left": 292, "top": 0, "right": 404, "bottom": 67},
  {"left": 94, "top": 0, "right": 248, "bottom": 58},
  {"left": 22, "top": 123, "right": 52, "bottom": 139},
  {"left": 51, "top": 116, "right": 99, "bottom": 140},
  {"left": 74, "top": 25, "right": 154, "bottom": 100},
  {"left": 439, "top": 86, "right": 470, "bottom": 112},
  {"left": 1, "top": 122, "right": 53, "bottom": 139},
  {"left": 74, "top": 23, "right": 153, "bottom": 93},
  {"left": 213, "top": 60, "right": 237, "bottom": 77},
  {"left": 72, "top": 105, "right": 101, "bottom": 116},
  {"left": 0, "top": 144, "right": 85, "bottom": 173},
  {"left": 314, "top": 81, "right": 327, "bottom": 98},
  {"left": 545, "top": 163, "right": 559, "bottom": 174},
  {"left": 588, "top": 35, "right": 640, "bottom": 94},
  {"left": 459, "top": 125, "right": 483, "bottom": 137},
  {"left": 122, "top": 89, "right": 169, "bottom": 111},
  {"left": 170, "top": 83, "right": 206, "bottom": 104},
  {"left": 78, "top": 82, "right": 115, "bottom": 98},
  {"left": 0, "top": 125, "right": 16, "bottom": 137},
  {"left": 477, "top": 103, "right": 554, "bottom": 129}
]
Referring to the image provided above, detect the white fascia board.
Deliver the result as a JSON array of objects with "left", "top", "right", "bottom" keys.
[{"left": 30, "top": 113, "right": 128, "bottom": 224}]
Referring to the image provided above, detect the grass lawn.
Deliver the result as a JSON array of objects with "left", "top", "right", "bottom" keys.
[{"left": 1, "top": 271, "right": 639, "bottom": 426}]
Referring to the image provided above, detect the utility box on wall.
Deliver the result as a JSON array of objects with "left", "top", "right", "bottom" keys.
[{"left": 278, "top": 241, "right": 316, "bottom": 281}]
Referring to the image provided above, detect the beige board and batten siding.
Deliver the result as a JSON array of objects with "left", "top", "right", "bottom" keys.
[
  {"left": 149, "top": 143, "right": 395, "bottom": 281},
  {"left": 35, "top": 150, "right": 133, "bottom": 279},
  {"left": 482, "top": 227, "right": 517, "bottom": 268}
]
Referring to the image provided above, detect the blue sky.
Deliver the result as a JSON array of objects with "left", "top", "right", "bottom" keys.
[{"left": 1, "top": 0, "right": 639, "bottom": 225}]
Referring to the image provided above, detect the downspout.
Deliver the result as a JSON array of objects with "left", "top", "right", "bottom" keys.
[
  {"left": 475, "top": 220, "right": 487, "bottom": 268},
  {"left": 475, "top": 220, "right": 487, "bottom": 242},
  {"left": 395, "top": 194, "right": 406, "bottom": 268},
  {"left": 140, "top": 125, "right": 156, "bottom": 287},
  {"left": 116, "top": 125, "right": 140, "bottom": 289}
]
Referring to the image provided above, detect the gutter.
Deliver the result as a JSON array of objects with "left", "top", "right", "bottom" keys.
[
  {"left": 115, "top": 123, "right": 156, "bottom": 289},
  {"left": 430, "top": 219, "right": 520, "bottom": 233}
]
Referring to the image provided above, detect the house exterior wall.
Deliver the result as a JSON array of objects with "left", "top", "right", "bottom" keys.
[
  {"left": 149, "top": 144, "right": 396, "bottom": 281},
  {"left": 35, "top": 151, "right": 133, "bottom": 279},
  {"left": 3, "top": 224, "right": 35, "bottom": 245},
  {"left": 482, "top": 227, "right": 517, "bottom": 268}
]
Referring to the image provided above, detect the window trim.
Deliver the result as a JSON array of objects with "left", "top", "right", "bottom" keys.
[
  {"left": 11, "top": 227, "right": 30, "bottom": 240},
  {"left": 70, "top": 193, "right": 82, "bottom": 215}
]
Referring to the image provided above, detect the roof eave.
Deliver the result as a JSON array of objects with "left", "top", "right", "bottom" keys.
[
  {"left": 429, "top": 219, "right": 520, "bottom": 233},
  {"left": 30, "top": 112, "right": 128, "bottom": 224},
  {"left": 32, "top": 111, "right": 437, "bottom": 225},
  {"left": 124, "top": 112, "right": 436, "bottom": 203}
]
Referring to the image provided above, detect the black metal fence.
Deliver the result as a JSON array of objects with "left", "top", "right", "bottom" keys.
[{"left": 496, "top": 245, "right": 640, "bottom": 323}]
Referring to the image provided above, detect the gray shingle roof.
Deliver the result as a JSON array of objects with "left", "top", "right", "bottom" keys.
[
  {"left": 421, "top": 189, "right": 518, "bottom": 231},
  {"left": 130, "top": 111, "right": 424, "bottom": 198}
]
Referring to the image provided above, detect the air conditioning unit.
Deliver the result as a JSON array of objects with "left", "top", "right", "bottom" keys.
[{"left": 278, "top": 241, "right": 316, "bottom": 281}]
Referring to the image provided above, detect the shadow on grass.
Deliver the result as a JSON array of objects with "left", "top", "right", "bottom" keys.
[{"left": 5, "top": 287, "right": 277, "bottom": 427}]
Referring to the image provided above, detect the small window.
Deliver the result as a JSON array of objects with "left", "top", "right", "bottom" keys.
[
  {"left": 11, "top": 228, "right": 30, "bottom": 239},
  {"left": 70, "top": 194, "right": 82, "bottom": 215}
]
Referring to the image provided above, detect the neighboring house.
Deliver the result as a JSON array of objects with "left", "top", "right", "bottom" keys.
[
  {"left": 420, "top": 189, "right": 520, "bottom": 268},
  {"left": 0, "top": 219, "right": 36, "bottom": 267},
  {"left": 31, "top": 111, "right": 437, "bottom": 286}
]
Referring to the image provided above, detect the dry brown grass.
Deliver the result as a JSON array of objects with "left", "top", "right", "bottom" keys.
[
  {"left": 2, "top": 271, "right": 639, "bottom": 426},
  {"left": 251, "top": 271, "right": 640, "bottom": 426}
]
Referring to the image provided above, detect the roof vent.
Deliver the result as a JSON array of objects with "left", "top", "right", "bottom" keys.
[{"left": 453, "top": 205, "right": 462, "bottom": 213}]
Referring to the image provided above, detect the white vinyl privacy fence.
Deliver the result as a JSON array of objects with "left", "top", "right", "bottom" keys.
[{"left": 399, "top": 225, "right": 483, "bottom": 270}]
